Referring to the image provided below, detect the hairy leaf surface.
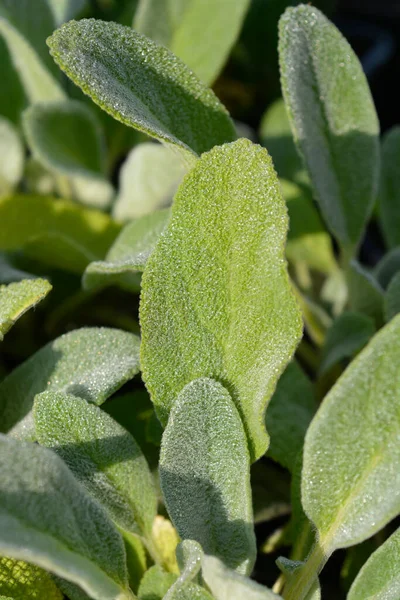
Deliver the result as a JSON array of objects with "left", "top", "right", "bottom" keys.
[
  {"left": 279, "top": 5, "right": 379, "bottom": 248},
  {"left": 159, "top": 378, "right": 256, "bottom": 575},
  {"left": 0, "top": 436, "right": 131, "bottom": 600},
  {"left": 164, "top": 541, "right": 213, "bottom": 600},
  {"left": 140, "top": 139, "right": 302, "bottom": 460},
  {"left": 302, "top": 314, "right": 400, "bottom": 555},
  {"left": 137, "top": 565, "right": 177, "bottom": 600},
  {"left": 83, "top": 209, "right": 170, "bottom": 292},
  {"left": 0, "top": 557, "right": 62, "bottom": 600},
  {"left": 134, "top": 0, "right": 250, "bottom": 85},
  {"left": 347, "top": 527, "right": 400, "bottom": 600},
  {"left": 23, "top": 101, "right": 113, "bottom": 209},
  {"left": 0, "top": 278, "right": 51, "bottom": 341},
  {"left": 47, "top": 19, "right": 236, "bottom": 162},
  {"left": 0, "top": 327, "right": 140, "bottom": 439},
  {"left": 34, "top": 391, "right": 156, "bottom": 538}
]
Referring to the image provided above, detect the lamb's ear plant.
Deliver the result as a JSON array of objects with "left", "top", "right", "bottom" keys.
[{"left": 0, "top": 2, "right": 399, "bottom": 599}]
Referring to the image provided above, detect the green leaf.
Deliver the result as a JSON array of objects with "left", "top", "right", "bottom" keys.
[
  {"left": 0, "top": 194, "right": 120, "bottom": 274},
  {"left": 53, "top": 578, "right": 93, "bottom": 600},
  {"left": 379, "top": 127, "right": 400, "bottom": 248},
  {"left": 0, "top": 0, "right": 65, "bottom": 102},
  {"left": 137, "top": 565, "right": 177, "bottom": 600},
  {"left": 279, "top": 5, "right": 379, "bottom": 249},
  {"left": 266, "top": 361, "right": 316, "bottom": 472},
  {"left": 140, "top": 139, "right": 302, "bottom": 461},
  {"left": 113, "top": 143, "right": 186, "bottom": 221},
  {"left": 0, "top": 327, "right": 141, "bottom": 439},
  {"left": 0, "top": 36, "right": 25, "bottom": 125},
  {"left": 0, "top": 556, "right": 63, "bottom": 600},
  {"left": 384, "top": 271, "right": 400, "bottom": 323},
  {"left": 164, "top": 541, "right": 213, "bottom": 600},
  {"left": 259, "top": 98, "right": 306, "bottom": 185},
  {"left": 34, "top": 391, "right": 157, "bottom": 539},
  {"left": 23, "top": 101, "right": 114, "bottom": 209},
  {"left": 277, "top": 559, "right": 320, "bottom": 600},
  {"left": 122, "top": 533, "right": 147, "bottom": 595},
  {"left": 0, "top": 117, "right": 24, "bottom": 196},
  {"left": 302, "top": 314, "right": 400, "bottom": 556},
  {"left": 347, "top": 527, "right": 400, "bottom": 600},
  {"left": 0, "top": 278, "right": 52, "bottom": 341},
  {"left": 282, "top": 180, "right": 337, "bottom": 277},
  {"left": 0, "top": 435, "right": 132, "bottom": 600},
  {"left": 374, "top": 247, "right": 400, "bottom": 289},
  {"left": 347, "top": 261, "right": 384, "bottom": 326},
  {"left": 83, "top": 209, "right": 170, "bottom": 293},
  {"left": 48, "top": 0, "right": 87, "bottom": 25},
  {"left": 47, "top": 19, "right": 236, "bottom": 163},
  {"left": 201, "top": 554, "right": 281, "bottom": 599},
  {"left": 319, "top": 312, "right": 375, "bottom": 375},
  {"left": 134, "top": 0, "right": 250, "bottom": 85},
  {"left": 159, "top": 378, "right": 256, "bottom": 575}
]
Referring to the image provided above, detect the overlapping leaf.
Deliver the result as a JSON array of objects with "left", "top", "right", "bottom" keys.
[
  {"left": 140, "top": 139, "right": 302, "bottom": 461},
  {"left": 47, "top": 19, "right": 236, "bottom": 163},
  {"left": 379, "top": 127, "right": 400, "bottom": 248},
  {"left": 0, "top": 556, "right": 62, "bottom": 600},
  {"left": 0, "top": 278, "right": 51, "bottom": 341},
  {"left": 159, "top": 378, "right": 256, "bottom": 575},
  {"left": 0, "top": 117, "right": 24, "bottom": 196},
  {"left": 0, "top": 327, "right": 141, "bottom": 439},
  {"left": 279, "top": 5, "right": 379, "bottom": 249}
]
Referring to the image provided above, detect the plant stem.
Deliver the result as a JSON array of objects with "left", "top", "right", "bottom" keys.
[{"left": 283, "top": 543, "right": 328, "bottom": 600}]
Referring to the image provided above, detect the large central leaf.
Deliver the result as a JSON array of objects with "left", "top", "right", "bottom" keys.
[{"left": 140, "top": 138, "right": 302, "bottom": 461}]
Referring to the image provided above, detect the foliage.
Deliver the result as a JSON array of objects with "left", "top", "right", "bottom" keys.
[{"left": 0, "top": 2, "right": 398, "bottom": 600}]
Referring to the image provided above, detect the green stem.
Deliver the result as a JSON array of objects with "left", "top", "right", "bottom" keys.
[{"left": 283, "top": 543, "right": 328, "bottom": 600}]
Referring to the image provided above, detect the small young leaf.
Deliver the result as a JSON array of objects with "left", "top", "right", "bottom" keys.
[
  {"left": 374, "top": 247, "right": 400, "bottom": 289},
  {"left": 279, "top": 5, "right": 380, "bottom": 249},
  {"left": 0, "top": 327, "right": 141, "bottom": 439},
  {"left": 83, "top": 209, "right": 170, "bottom": 293},
  {"left": 379, "top": 127, "right": 400, "bottom": 248},
  {"left": 23, "top": 101, "right": 113, "bottom": 209},
  {"left": 0, "top": 0, "right": 64, "bottom": 102},
  {"left": 137, "top": 565, "right": 177, "bottom": 600},
  {"left": 159, "top": 378, "right": 256, "bottom": 575},
  {"left": 347, "top": 527, "right": 400, "bottom": 600},
  {"left": 0, "top": 556, "right": 62, "bottom": 600},
  {"left": 113, "top": 143, "right": 187, "bottom": 221},
  {"left": 134, "top": 0, "right": 250, "bottom": 85},
  {"left": 0, "top": 435, "right": 131, "bottom": 600},
  {"left": 302, "top": 314, "right": 400, "bottom": 556},
  {"left": 151, "top": 517, "right": 180, "bottom": 575},
  {"left": 202, "top": 555, "right": 282, "bottom": 599},
  {"left": 0, "top": 117, "right": 24, "bottom": 196},
  {"left": 34, "top": 391, "right": 157, "bottom": 539},
  {"left": 319, "top": 312, "right": 375, "bottom": 375},
  {"left": 266, "top": 361, "right": 316, "bottom": 472},
  {"left": 0, "top": 278, "right": 51, "bottom": 341},
  {"left": 0, "top": 194, "right": 120, "bottom": 274},
  {"left": 164, "top": 541, "right": 213, "bottom": 600},
  {"left": 47, "top": 19, "right": 236, "bottom": 163},
  {"left": 140, "top": 139, "right": 302, "bottom": 461},
  {"left": 384, "top": 271, "right": 400, "bottom": 322}
]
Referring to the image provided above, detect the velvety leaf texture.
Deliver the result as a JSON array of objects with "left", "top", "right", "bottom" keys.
[
  {"left": 137, "top": 565, "right": 177, "bottom": 600},
  {"left": 140, "top": 139, "right": 302, "bottom": 461},
  {"left": 302, "top": 314, "right": 400, "bottom": 555},
  {"left": 379, "top": 127, "right": 400, "bottom": 248},
  {"left": 202, "top": 555, "right": 282, "bottom": 599},
  {"left": 266, "top": 361, "right": 316, "bottom": 472},
  {"left": 134, "top": 0, "right": 250, "bottom": 85},
  {"left": 0, "top": 278, "right": 52, "bottom": 341},
  {"left": 0, "top": 556, "right": 62, "bottom": 599},
  {"left": 47, "top": 19, "right": 236, "bottom": 162},
  {"left": 34, "top": 391, "right": 157, "bottom": 538},
  {"left": 347, "top": 527, "right": 400, "bottom": 600},
  {"left": 279, "top": 5, "right": 380, "bottom": 248},
  {"left": 83, "top": 209, "right": 170, "bottom": 292},
  {"left": 159, "top": 378, "right": 256, "bottom": 575},
  {"left": 0, "top": 327, "right": 141, "bottom": 439},
  {"left": 113, "top": 143, "right": 186, "bottom": 221},
  {"left": 0, "top": 435, "right": 130, "bottom": 600},
  {"left": 23, "top": 100, "right": 113, "bottom": 209},
  {"left": 164, "top": 540, "right": 213, "bottom": 600},
  {"left": 0, "top": 194, "right": 120, "bottom": 274}
]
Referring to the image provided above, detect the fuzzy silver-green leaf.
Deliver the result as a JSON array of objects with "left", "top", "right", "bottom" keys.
[{"left": 0, "top": 278, "right": 51, "bottom": 341}]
